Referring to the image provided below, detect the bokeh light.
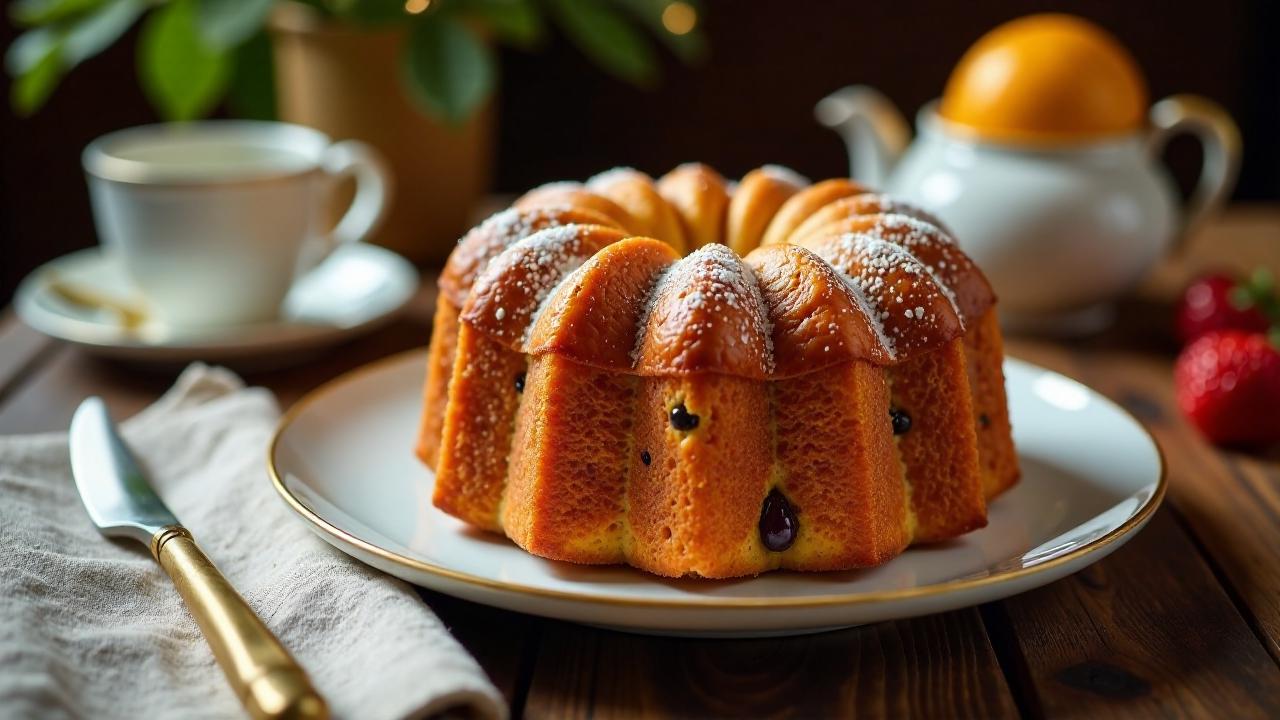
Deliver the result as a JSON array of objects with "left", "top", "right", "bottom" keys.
[{"left": 662, "top": 2, "right": 697, "bottom": 36}]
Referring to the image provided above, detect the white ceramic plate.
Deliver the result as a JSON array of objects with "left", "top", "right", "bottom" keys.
[
  {"left": 269, "top": 351, "right": 1165, "bottom": 637},
  {"left": 15, "top": 244, "right": 418, "bottom": 364}
]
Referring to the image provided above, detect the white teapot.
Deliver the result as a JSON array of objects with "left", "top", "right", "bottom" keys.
[{"left": 816, "top": 15, "right": 1241, "bottom": 331}]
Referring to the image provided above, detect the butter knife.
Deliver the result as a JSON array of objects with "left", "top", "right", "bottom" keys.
[{"left": 69, "top": 397, "right": 327, "bottom": 720}]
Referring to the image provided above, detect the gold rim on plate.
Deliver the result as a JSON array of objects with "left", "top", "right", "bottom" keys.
[{"left": 266, "top": 349, "right": 1168, "bottom": 609}]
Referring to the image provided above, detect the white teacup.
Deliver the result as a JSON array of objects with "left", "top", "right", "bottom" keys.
[{"left": 83, "top": 120, "right": 391, "bottom": 327}]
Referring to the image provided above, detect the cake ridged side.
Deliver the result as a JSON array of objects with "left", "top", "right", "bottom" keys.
[
  {"left": 416, "top": 298, "right": 460, "bottom": 470},
  {"left": 432, "top": 324, "right": 526, "bottom": 531},
  {"left": 966, "top": 308, "right": 1021, "bottom": 498},
  {"left": 418, "top": 166, "right": 1019, "bottom": 578},
  {"left": 503, "top": 355, "right": 635, "bottom": 564},
  {"left": 889, "top": 338, "right": 987, "bottom": 541},
  {"left": 626, "top": 375, "right": 774, "bottom": 578},
  {"left": 773, "top": 362, "right": 909, "bottom": 570}
]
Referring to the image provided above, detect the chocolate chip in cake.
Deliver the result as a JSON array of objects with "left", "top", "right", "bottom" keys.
[
  {"left": 514, "top": 372, "right": 525, "bottom": 393},
  {"left": 669, "top": 403, "right": 699, "bottom": 431},
  {"left": 890, "top": 408, "right": 912, "bottom": 435},
  {"left": 979, "top": 413, "right": 991, "bottom": 429},
  {"left": 640, "top": 450, "right": 651, "bottom": 466},
  {"left": 759, "top": 489, "right": 797, "bottom": 552}
]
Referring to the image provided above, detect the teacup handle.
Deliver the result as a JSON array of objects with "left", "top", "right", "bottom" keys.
[
  {"left": 1147, "top": 94, "right": 1241, "bottom": 248},
  {"left": 320, "top": 139, "right": 392, "bottom": 251}
]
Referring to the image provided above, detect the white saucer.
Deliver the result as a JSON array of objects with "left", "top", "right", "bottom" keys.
[
  {"left": 14, "top": 244, "right": 418, "bottom": 364},
  {"left": 268, "top": 350, "right": 1165, "bottom": 637}
]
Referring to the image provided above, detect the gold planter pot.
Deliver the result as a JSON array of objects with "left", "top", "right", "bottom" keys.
[{"left": 270, "top": 5, "right": 495, "bottom": 265}]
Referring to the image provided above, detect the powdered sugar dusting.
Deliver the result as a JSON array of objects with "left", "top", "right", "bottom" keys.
[
  {"left": 631, "top": 265, "right": 674, "bottom": 363},
  {"left": 586, "top": 167, "right": 642, "bottom": 189},
  {"left": 634, "top": 243, "right": 774, "bottom": 376},
  {"left": 456, "top": 179, "right": 981, "bottom": 375},
  {"left": 466, "top": 224, "right": 599, "bottom": 342},
  {"left": 869, "top": 213, "right": 967, "bottom": 321},
  {"left": 859, "top": 195, "right": 947, "bottom": 230},
  {"left": 817, "top": 232, "right": 962, "bottom": 355},
  {"left": 443, "top": 206, "right": 582, "bottom": 303},
  {"left": 759, "top": 164, "right": 809, "bottom": 187},
  {"left": 524, "top": 180, "right": 583, "bottom": 196}
]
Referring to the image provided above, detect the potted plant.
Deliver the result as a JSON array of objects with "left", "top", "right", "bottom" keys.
[{"left": 5, "top": 0, "right": 706, "bottom": 262}]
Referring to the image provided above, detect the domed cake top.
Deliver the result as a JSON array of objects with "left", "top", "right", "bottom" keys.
[
  {"left": 446, "top": 166, "right": 997, "bottom": 379},
  {"left": 939, "top": 13, "right": 1148, "bottom": 143},
  {"left": 440, "top": 206, "right": 621, "bottom": 308}
]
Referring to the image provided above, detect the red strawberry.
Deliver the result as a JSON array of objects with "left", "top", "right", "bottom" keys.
[
  {"left": 1174, "top": 330, "right": 1280, "bottom": 446},
  {"left": 1175, "top": 273, "right": 1270, "bottom": 344}
]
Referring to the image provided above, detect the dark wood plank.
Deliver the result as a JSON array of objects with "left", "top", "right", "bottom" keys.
[
  {"left": 524, "top": 609, "right": 1018, "bottom": 719},
  {"left": 1140, "top": 205, "right": 1280, "bottom": 301},
  {"left": 1065, "top": 349, "right": 1280, "bottom": 666},
  {"left": 417, "top": 589, "right": 541, "bottom": 707},
  {"left": 1002, "top": 335, "right": 1280, "bottom": 713},
  {"left": 0, "top": 311, "right": 58, "bottom": 400},
  {"left": 995, "top": 509, "right": 1280, "bottom": 718},
  {"left": 1008, "top": 331, "right": 1280, "bottom": 669},
  {"left": 0, "top": 280, "right": 438, "bottom": 434},
  {"left": 0, "top": 343, "right": 162, "bottom": 433}
]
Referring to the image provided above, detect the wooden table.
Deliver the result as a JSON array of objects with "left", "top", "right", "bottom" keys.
[{"left": 4, "top": 208, "right": 1280, "bottom": 718}]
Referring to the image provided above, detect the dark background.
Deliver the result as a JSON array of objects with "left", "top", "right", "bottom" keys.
[{"left": 3, "top": 0, "right": 1277, "bottom": 305}]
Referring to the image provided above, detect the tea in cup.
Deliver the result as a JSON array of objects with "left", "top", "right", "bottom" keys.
[{"left": 82, "top": 120, "right": 391, "bottom": 327}]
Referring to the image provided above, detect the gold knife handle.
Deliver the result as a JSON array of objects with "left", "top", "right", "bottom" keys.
[{"left": 152, "top": 526, "right": 329, "bottom": 720}]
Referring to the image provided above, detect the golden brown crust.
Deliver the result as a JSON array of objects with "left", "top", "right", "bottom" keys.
[
  {"left": 744, "top": 244, "right": 891, "bottom": 375},
  {"left": 587, "top": 168, "right": 689, "bottom": 254},
  {"left": 416, "top": 298, "right": 460, "bottom": 469},
  {"left": 799, "top": 232, "right": 966, "bottom": 358},
  {"left": 513, "top": 182, "right": 641, "bottom": 232},
  {"left": 502, "top": 355, "right": 635, "bottom": 565},
  {"left": 773, "top": 362, "right": 910, "bottom": 570},
  {"left": 726, "top": 166, "right": 808, "bottom": 255},
  {"left": 625, "top": 374, "right": 774, "bottom": 578},
  {"left": 440, "top": 206, "right": 620, "bottom": 309},
  {"left": 802, "top": 214, "right": 996, "bottom": 323},
  {"left": 890, "top": 339, "right": 987, "bottom": 541},
  {"left": 786, "top": 193, "right": 947, "bottom": 247},
  {"left": 431, "top": 324, "right": 526, "bottom": 531},
  {"left": 965, "top": 308, "right": 1020, "bottom": 498},
  {"left": 526, "top": 238, "right": 679, "bottom": 370},
  {"left": 656, "top": 163, "right": 730, "bottom": 250},
  {"left": 423, "top": 165, "right": 1018, "bottom": 578},
  {"left": 633, "top": 244, "right": 774, "bottom": 379},
  {"left": 460, "top": 224, "right": 628, "bottom": 349},
  {"left": 760, "top": 178, "right": 870, "bottom": 247}
]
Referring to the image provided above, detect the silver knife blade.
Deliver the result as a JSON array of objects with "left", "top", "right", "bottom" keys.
[{"left": 69, "top": 397, "right": 178, "bottom": 544}]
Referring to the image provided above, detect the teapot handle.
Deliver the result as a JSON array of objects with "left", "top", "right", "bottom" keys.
[
  {"left": 815, "top": 85, "right": 911, "bottom": 187},
  {"left": 1147, "top": 95, "right": 1241, "bottom": 249}
]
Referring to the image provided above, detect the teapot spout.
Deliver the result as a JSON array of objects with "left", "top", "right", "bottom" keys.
[{"left": 815, "top": 85, "right": 912, "bottom": 188}]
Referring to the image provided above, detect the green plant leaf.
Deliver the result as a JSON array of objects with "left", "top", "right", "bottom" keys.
[
  {"left": 10, "top": 0, "right": 104, "bottom": 26},
  {"left": 227, "top": 29, "right": 276, "bottom": 120},
  {"left": 545, "top": 0, "right": 657, "bottom": 86},
  {"left": 402, "top": 14, "right": 495, "bottom": 126},
  {"left": 9, "top": 31, "right": 63, "bottom": 114},
  {"left": 6, "top": 26, "right": 60, "bottom": 75},
  {"left": 327, "top": 0, "right": 407, "bottom": 26},
  {"left": 195, "top": 0, "right": 274, "bottom": 49},
  {"left": 138, "top": 0, "right": 231, "bottom": 120},
  {"left": 63, "top": 0, "right": 145, "bottom": 66},
  {"left": 453, "top": 0, "right": 543, "bottom": 47},
  {"left": 6, "top": 1, "right": 142, "bottom": 115}
]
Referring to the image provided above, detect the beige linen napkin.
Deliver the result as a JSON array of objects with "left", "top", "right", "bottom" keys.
[{"left": 0, "top": 365, "right": 506, "bottom": 720}]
